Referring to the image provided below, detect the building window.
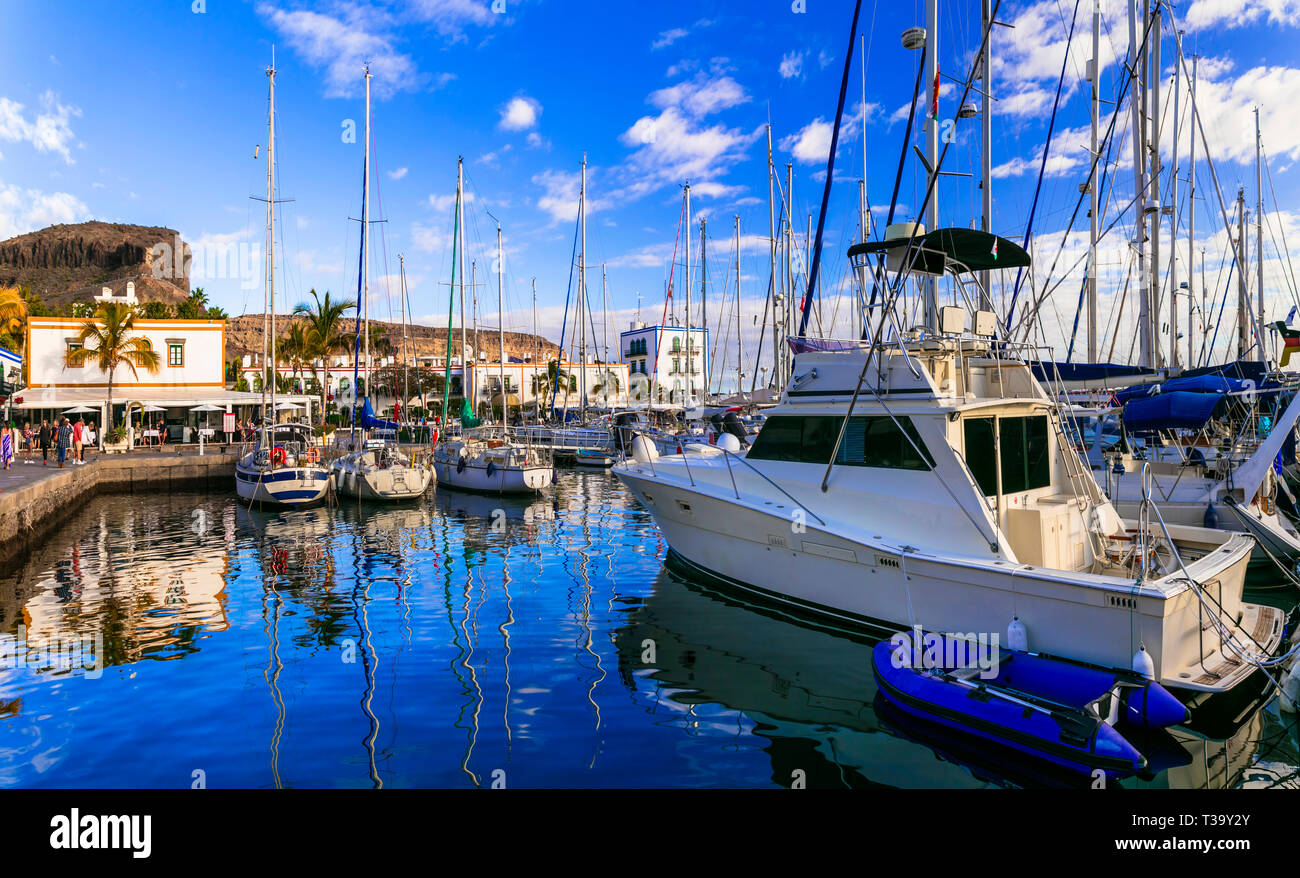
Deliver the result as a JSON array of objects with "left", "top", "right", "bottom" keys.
[
  {"left": 66, "top": 340, "right": 83, "bottom": 367},
  {"left": 168, "top": 343, "right": 184, "bottom": 367},
  {"left": 671, "top": 337, "right": 681, "bottom": 353}
]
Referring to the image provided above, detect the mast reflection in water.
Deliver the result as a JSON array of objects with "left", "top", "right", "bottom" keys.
[{"left": 0, "top": 473, "right": 1294, "bottom": 788}]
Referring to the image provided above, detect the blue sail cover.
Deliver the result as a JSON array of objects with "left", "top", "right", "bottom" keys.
[
  {"left": 1122, "top": 391, "right": 1226, "bottom": 433},
  {"left": 360, "top": 398, "right": 399, "bottom": 431},
  {"left": 1031, "top": 361, "right": 1155, "bottom": 384},
  {"left": 1113, "top": 374, "right": 1254, "bottom": 404}
]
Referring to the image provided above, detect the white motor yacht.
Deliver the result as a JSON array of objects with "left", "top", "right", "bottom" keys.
[{"left": 615, "top": 231, "right": 1285, "bottom": 697}]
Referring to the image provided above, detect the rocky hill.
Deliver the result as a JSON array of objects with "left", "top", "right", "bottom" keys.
[
  {"left": 225, "top": 314, "right": 566, "bottom": 365},
  {"left": 0, "top": 221, "right": 190, "bottom": 308}
]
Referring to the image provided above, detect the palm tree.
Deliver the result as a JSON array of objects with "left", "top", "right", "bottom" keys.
[
  {"left": 279, "top": 322, "right": 312, "bottom": 392},
  {"left": 532, "top": 360, "right": 573, "bottom": 414},
  {"left": 594, "top": 371, "right": 622, "bottom": 406},
  {"left": 0, "top": 286, "right": 27, "bottom": 356},
  {"left": 293, "top": 289, "right": 355, "bottom": 424},
  {"left": 63, "top": 302, "right": 161, "bottom": 432}
]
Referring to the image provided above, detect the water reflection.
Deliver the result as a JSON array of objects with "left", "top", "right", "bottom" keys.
[
  {"left": 613, "top": 568, "right": 1300, "bottom": 789},
  {"left": 0, "top": 471, "right": 1294, "bottom": 789}
]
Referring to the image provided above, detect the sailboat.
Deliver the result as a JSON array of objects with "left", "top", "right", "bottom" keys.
[
  {"left": 433, "top": 158, "right": 553, "bottom": 494},
  {"left": 615, "top": 2, "right": 1285, "bottom": 700},
  {"left": 330, "top": 65, "right": 433, "bottom": 503},
  {"left": 235, "top": 52, "right": 331, "bottom": 509}
]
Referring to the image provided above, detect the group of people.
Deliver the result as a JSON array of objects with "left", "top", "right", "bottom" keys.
[{"left": 0, "top": 417, "right": 95, "bottom": 470}]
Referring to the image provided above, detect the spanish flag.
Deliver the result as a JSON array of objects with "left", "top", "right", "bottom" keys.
[{"left": 1274, "top": 321, "right": 1300, "bottom": 367}]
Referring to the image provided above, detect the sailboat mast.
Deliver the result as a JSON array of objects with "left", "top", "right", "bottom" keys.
[
  {"left": 363, "top": 65, "right": 371, "bottom": 414},
  {"left": 1087, "top": 0, "right": 1100, "bottom": 362},
  {"left": 457, "top": 157, "right": 466, "bottom": 412},
  {"left": 1130, "top": 0, "right": 1152, "bottom": 368},
  {"left": 267, "top": 51, "right": 277, "bottom": 439},
  {"left": 684, "top": 181, "right": 692, "bottom": 406},
  {"left": 1169, "top": 29, "right": 1180, "bottom": 369},
  {"left": 734, "top": 214, "right": 742, "bottom": 394},
  {"left": 579, "top": 155, "right": 588, "bottom": 420},
  {"left": 532, "top": 278, "right": 538, "bottom": 422},
  {"left": 1150, "top": 4, "right": 1162, "bottom": 368},
  {"left": 981, "top": 0, "right": 993, "bottom": 313},
  {"left": 1188, "top": 54, "right": 1197, "bottom": 367},
  {"left": 766, "top": 125, "right": 778, "bottom": 390},
  {"left": 601, "top": 264, "right": 611, "bottom": 403},
  {"left": 262, "top": 52, "right": 275, "bottom": 442},
  {"left": 399, "top": 253, "right": 409, "bottom": 418},
  {"left": 497, "top": 223, "right": 506, "bottom": 429},
  {"left": 700, "top": 217, "right": 707, "bottom": 394},
  {"left": 1238, "top": 188, "right": 1248, "bottom": 358},
  {"left": 1256, "top": 107, "right": 1266, "bottom": 360},
  {"left": 924, "top": 0, "right": 939, "bottom": 332}
]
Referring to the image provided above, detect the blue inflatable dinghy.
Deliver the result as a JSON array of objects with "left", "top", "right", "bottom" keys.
[{"left": 872, "top": 633, "right": 1189, "bottom": 777}]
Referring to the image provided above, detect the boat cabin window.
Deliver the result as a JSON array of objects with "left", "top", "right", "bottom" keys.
[
  {"left": 1000, "top": 415, "right": 1050, "bottom": 493},
  {"left": 963, "top": 417, "right": 998, "bottom": 496},
  {"left": 748, "top": 415, "right": 933, "bottom": 470},
  {"left": 962, "top": 414, "right": 1051, "bottom": 496}
]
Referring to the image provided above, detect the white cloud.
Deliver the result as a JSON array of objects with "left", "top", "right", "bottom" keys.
[
  {"left": 388, "top": 167, "right": 408, "bottom": 180},
  {"left": 0, "top": 183, "right": 89, "bottom": 238},
  {"left": 0, "top": 91, "right": 80, "bottom": 163},
  {"left": 617, "top": 107, "right": 762, "bottom": 201},
  {"left": 779, "top": 51, "right": 804, "bottom": 79},
  {"left": 428, "top": 191, "right": 474, "bottom": 212},
  {"left": 257, "top": 3, "right": 423, "bottom": 98},
  {"left": 649, "top": 74, "right": 750, "bottom": 117},
  {"left": 498, "top": 95, "right": 541, "bottom": 131},
  {"left": 411, "top": 220, "right": 451, "bottom": 254},
  {"left": 1184, "top": 0, "right": 1300, "bottom": 30},
  {"left": 652, "top": 27, "right": 688, "bottom": 50}
]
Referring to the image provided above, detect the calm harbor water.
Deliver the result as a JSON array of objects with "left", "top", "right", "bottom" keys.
[{"left": 1, "top": 471, "right": 1297, "bottom": 789}]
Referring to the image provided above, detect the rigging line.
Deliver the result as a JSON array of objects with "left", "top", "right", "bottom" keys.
[
  {"left": 870, "top": 40, "right": 927, "bottom": 312},
  {"left": 1262, "top": 142, "right": 1300, "bottom": 311},
  {"left": 797, "top": 0, "right": 864, "bottom": 338},
  {"left": 1013, "top": 177, "right": 1156, "bottom": 342},
  {"left": 548, "top": 211, "right": 580, "bottom": 420},
  {"left": 1004, "top": 0, "right": 1084, "bottom": 332},
  {"left": 1066, "top": 75, "right": 1126, "bottom": 359},
  {"left": 649, "top": 195, "right": 688, "bottom": 403},
  {"left": 1205, "top": 246, "right": 1237, "bottom": 366},
  {"left": 883, "top": 1, "right": 1005, "bottom": 311}
]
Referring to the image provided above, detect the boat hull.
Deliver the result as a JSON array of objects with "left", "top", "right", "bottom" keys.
[
  {"left": 435, "top": 460, "right": 552, "bottom": 494},
  {"left": 235, "top": 461, "right": 331, "bottom": 508},
  {"left": 333, "top": 460, "right": 434, "bottom": 502},
  {"left": 616, "top": 465, "right": 1279, "bottom": 695}
]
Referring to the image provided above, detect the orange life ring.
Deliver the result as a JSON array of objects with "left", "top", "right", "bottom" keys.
[{"left": 270, "top": 446, "right": 288, "bottom": 466}]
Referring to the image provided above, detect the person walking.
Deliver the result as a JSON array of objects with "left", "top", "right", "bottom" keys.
[
  {"left": 38, "top": 419, "right": 51, "bottom": 465},
  {"left": 22, "top": 421, "right": 33, "bottom": 463},
  {"left": 84, "top": 422, "right": 96, "bottom": 457},
  {"left": 56, "top": 417, "right": 72, "bottom": 468},
  {"left": 1, "top": 423, "right": 13, "bottom": 471},
  {"left": 73, "top": 416, "right": 84, "bottom": 465}
]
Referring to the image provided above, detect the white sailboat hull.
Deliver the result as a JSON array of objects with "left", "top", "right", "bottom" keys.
[
  {"left": 235, "top": 456, "right": 331, "bottom": 508},
  {"left": 333, "top": 459, "right": 434, "bottom": 502},
  {"left": 436, "top": 459, "right": 552, "bottom": 493}
]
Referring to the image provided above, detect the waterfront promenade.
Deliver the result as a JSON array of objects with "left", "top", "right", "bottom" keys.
[{"left": 0, "top": 446, "right": 239, "bottom": 566}]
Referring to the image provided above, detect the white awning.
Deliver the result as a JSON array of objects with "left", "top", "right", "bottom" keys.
[{"left": 9, "top": 386, "right": 313, "bottom": 410}]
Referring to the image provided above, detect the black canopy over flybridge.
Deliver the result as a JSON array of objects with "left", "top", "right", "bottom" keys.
[{"left": 848, "top": 227, "right": 1031, "bottom": 275}]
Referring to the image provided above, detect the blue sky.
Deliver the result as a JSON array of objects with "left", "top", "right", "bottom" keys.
[{"left": 5, "top": 0, "right": 1300, "bottom": 383}]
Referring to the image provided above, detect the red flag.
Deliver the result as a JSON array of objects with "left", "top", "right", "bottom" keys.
[{"left": 931, "top": 71, "right": 940, "bottom": 118}]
